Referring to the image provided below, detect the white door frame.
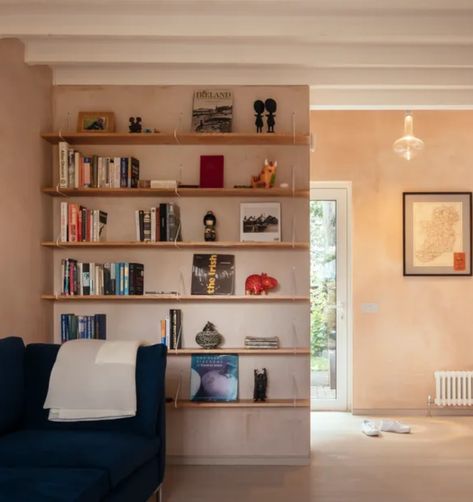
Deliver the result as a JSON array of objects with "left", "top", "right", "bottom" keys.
[{"left": 310, "top": 181, "right": 353, "bottom": 411}]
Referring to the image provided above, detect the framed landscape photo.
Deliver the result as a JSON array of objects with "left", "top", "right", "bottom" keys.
[
  {"left": 403, "top": 192, "right": 472, "bottom": 276},
  {"left": 77, "top": 112, "right": 115, "bottom": 133},
  {"left": 240, "top": 202, "right": 281, "bottom": 242}
]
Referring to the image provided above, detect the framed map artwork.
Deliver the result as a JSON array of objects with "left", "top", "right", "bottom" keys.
[{"left": 403, "top": 192, "right": 472, "bottom": 276}]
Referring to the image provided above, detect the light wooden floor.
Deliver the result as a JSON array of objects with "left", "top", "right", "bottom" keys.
[{"left": 161, "top": 412, "right": 473, "bottom": 502}]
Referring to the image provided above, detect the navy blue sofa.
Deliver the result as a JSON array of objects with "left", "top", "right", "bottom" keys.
[{"left": 0, "top": 337, "right": 167, "bottom": 502}]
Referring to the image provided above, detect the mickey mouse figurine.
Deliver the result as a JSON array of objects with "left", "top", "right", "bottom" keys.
[{"left": 203, "top": 211, "right": 217, "bottom": 242}]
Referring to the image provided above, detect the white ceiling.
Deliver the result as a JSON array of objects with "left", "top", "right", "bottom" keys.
[{"left": 1, "top": 0, "right": 473, "bottom": 108}]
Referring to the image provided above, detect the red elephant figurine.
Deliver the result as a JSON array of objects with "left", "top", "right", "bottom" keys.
[{"left": 245, "top": 273, "right": 278, "bottom": 295}]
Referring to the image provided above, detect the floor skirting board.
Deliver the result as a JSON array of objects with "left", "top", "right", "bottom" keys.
[
  {"left": 353, "top": 408, "right": 473, "bottom": 416},
  {"left": 167, "top": 455, "right": 310, "bottom": 466}
]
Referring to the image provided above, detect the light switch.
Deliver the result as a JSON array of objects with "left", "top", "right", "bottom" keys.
[{"left": 361, "top": 303, "right": 379, "bottom": 314}]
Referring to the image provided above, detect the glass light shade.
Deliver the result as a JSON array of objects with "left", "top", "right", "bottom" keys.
[{"left": 393, "top": 113, "right": 424, "bottom": 160}]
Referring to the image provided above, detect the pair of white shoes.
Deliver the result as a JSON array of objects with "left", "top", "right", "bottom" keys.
[{"left": 362, "top": 419, "right": 411, "bottom": 437}]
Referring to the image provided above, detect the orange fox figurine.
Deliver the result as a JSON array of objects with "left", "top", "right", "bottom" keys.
[{"left": 251, "top": 159, "right": 277, "bottom": 189}]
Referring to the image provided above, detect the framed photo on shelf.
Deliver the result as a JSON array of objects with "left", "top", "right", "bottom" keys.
[
  {"left": 240, "top": 202, "right": 281, "bottom": 242},
  {"left": 77, "top": 111, "right": 115, "bottom": 133},
  {"left": 403, "top": 192, "right": 472, "bottom": 276}
]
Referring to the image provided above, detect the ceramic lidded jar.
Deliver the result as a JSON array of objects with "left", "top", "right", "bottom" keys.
[{"left": 195, "top": 322, "right": 223, "bottom": 349}]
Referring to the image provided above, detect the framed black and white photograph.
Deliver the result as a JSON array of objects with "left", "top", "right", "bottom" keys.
[
  {"left": 403, "top": 192, "right": 472, "bottom": 276},
  {"left": 240, "top": 202, "right": 281, "bottom": 242}
]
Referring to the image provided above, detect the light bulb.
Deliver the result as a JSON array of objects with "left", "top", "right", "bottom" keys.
[{"left": 393, "top": 112, "right": 424, "bottom": 160}]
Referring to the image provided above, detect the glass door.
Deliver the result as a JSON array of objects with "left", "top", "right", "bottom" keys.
[{"left": 310, "top": 185, "right": 350, "bottom": 411}]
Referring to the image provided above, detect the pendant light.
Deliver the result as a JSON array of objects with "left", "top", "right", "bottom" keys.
[{"left": 393, "top": 112, "right": 424, "bottom": 160}]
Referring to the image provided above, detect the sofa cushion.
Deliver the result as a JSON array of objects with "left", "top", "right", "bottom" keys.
[
  {"left": 24, "top": 343, "right": 167, "bottom": 437},
  {"left": 0, "top": 467, "right": 108, "bottom": 502},
  {"left": 0, "top": 337, "right": 25, "bottom": 435},
  {"left": 0, "top": 430, "right": 160, "bottom": 488}
]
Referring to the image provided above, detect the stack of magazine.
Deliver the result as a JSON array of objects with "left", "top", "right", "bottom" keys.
[{"left": 244, "top": 336, "right": 280, "bottom": 350}]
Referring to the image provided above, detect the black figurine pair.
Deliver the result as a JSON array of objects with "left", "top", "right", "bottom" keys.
[{"left": 254, "top": 98, "right": 277, "bottom": 133}]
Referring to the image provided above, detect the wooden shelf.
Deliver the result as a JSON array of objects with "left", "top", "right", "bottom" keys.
[
  {"left": 42, "top": 187, "right": 308, "bottom": 198},
  {"left": 167, "top": 348, "right": 310, "bottom": 355},
  {"left": 169, "top": 399, "right": 310, "bottom": 409},
  {"left": 41, "top": 132, "right": 310, "bottom": 146},
  {"left": 41, "top": 241, "right": 309, "bottom": 250},
  {"left": 41, "top": 294, "right": 309, "bottom": 302}
]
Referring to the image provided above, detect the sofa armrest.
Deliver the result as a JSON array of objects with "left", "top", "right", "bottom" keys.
[{"left": 0, "top": 337, "right": 25, "bottom": 435}]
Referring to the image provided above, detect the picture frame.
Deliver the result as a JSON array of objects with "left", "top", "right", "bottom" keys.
[
  {"left": 77, "top": 112, "right": 115, "bottom": 133},
  {"left": 240, "top": 202, "right": 281, "bottom": 242},
  {"left": 403, "top": 192, "right": 472, "bottom": 276}
]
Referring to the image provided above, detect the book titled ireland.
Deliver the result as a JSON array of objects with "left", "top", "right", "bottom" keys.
[
  {"left": 190, "top": 354, "right": 239, "bottom": 402},
  {"left": 192, "top": 89, "right": 233, "bottom": 133},
  {"left": 191, "top": 254, "right": 235, "bottom": 295}
]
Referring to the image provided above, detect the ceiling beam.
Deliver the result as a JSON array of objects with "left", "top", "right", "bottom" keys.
[
  {"left": 23, "top": 38, "right": 473, "bottom": 68},
  {"left": 2, "top": 13, "right": 473, "bottom": 43}
]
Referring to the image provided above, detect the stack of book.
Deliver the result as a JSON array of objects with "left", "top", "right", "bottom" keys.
[
  {"left": 244, "top": 336, "right": 280, "bottom": 349},
  {"left": 135, "top": 203, "right": 182, "bottom": 242},
  {"left": 58, "top": 141, "right": 139, "bottom": 189},
  {"left": 61, "top": 259, "right": 144, "bottom": 296},
  {"left": 60, "top": 202, "right": 107, "bottom": 242},
  {"left": 60, "top": 314, "right": 106, "bottom": 342},
  {"left": 160, "top": 309, "right": 182, "bottom": 349}
]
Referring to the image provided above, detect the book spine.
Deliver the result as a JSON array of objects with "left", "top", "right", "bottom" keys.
[
  {"left": 67, "top": 148, "right": 75, "bottom": 187},
  {"left": 68, "top": 204, "right": 77, "bottom": 242},
  {"left": 159, "top": 203, "right": 167, "bottom": 241},
  {"left": 138, "top": 210, "right": 145, "bottom": 242},
  {"left": 114, "top": 157, "right": 121, "bottom": 188},
  {"left": 74, "top": 152, "right": 80, "bottom": 189},
  {"left": 135, "top": 210, "right": 140, "bottom": 241},
  {"left": 127, "top": 157, "right": 131, "bottom": 188},
  {"left": 110, "top": 263, "right": 116, "bottom": 294},
  {"left": 58, "top": 141, "right": 69, "bottom": 188},
  {"left": 83, "top": 157, "right": 91, "bottom": 187},
  {"left": 124, "top": 262, "right": 129, "bottom": 295},
  {"left": 60, "top": 314, "right": 67, "bottom": 343},
  {"left": 98, "top": 211, "right": 108, "bottom": 241},
  {"left": 97, "top": 314, "right": 106, "bottom": 340},
  {"left": 160, "top": 319, "right": 166, "bottom": 345},
  {"left": 60, "top": 202, "right": 68, "bottom": 242},
  {"left": 130, "top": 157, "right": 139, "bottom": 188},
  {"left": 89, "top": 262, "right": 95, "bottom": 295},
  {"left": 82, "top": 262, "right": 90, "bottom": 295},
  {"left": 91, "top": 156, "right": 98, "bottom": 188},
  {"left": 143, "top": 210, "right": 151, "bottom": 241},
  {"left": 120, "top": 157, "right": 127, "bottom": 188},
  {"left": 165, "top": 313, "right": 170, "bottom": 346},
  {"left": 77, "top": 206, "right": 83, "bottom": 242},
  {"left": 151, "top": 207, "right": 156, "bottom": 242}
]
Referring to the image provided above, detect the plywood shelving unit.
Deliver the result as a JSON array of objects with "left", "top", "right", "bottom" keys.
[{"left": 43, "top": 84, "right": 311, "bottom": 464}]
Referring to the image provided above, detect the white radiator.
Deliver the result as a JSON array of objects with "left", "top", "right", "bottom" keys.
[{"left": 435, "top": 371, "right": 473, "bottom": 406}]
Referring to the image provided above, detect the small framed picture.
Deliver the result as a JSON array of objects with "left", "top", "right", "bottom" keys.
[
  {"left": 403, "top": 192, "right": 472, "bottom": 276},
  {"left": 77, "top": 112, "right": 115, "bottom": 133},
  {"left": 240, "top": 202, "right": 281, "bottom": 242}
]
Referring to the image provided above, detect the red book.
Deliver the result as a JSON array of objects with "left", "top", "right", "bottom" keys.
[{"left": 200, "top": 155, "right": 224, "bottom": 188}]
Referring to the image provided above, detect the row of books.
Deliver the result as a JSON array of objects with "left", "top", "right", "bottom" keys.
[
  {"left": 160, "top": 309, "right": 183, "bottom": 349},
  {"left": 58, "top": 141, "right": 139, "bottom": 189},
  {"left": 244, "top": 336, "right": 280, "bottom": 349},
  {"left": 60, "top": 314, "right": 107, "bottom": 342},
  {"left": 135, "top": 203, "right": 182, "bottom": 242},
  {"left": 61, "top": 259, "right": 144, "bottom": 296},
  {"left": 60, "top": 202, "right": 108, "bottom": 242}
]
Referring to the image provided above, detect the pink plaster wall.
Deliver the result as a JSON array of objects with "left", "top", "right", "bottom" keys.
[
  {"left": 0, "top": 39, "right": 53, "bottom": 343},
  {"left": 311, "top": 110, "right": 473, "bottom": 412}
]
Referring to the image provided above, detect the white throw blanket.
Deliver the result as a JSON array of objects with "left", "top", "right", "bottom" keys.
[{"left": 44, "top": 339, "right": 141, "bottom": 421}]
